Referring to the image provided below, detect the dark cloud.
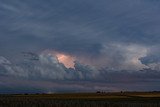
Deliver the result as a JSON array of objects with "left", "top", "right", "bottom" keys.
[
  {"left": 0, "top": 0, "right": 160, "bottom": 92},
  {"left": 140, "top": 55, "right": 160, "bottom": 65},
  {"left": 0, "top": 53, "right": 156, "bottom": 81},
  {"left": 1, "top": 0, "right": 160, "bottom": 54},
  {"left": 1, "top": 57, "right": 160, "bottom": 93},
  {"left": 139, "top": 46, "right": 160, "bottom": 70},
  {"left": 1, "top": 50, "right": 160, "bottom": 93}
]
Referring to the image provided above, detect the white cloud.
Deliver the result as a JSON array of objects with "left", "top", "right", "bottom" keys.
[
  {"left": 76, "top": 43, "right": 148, "bottom": 70},
  {"left": 0, "top": 53, "right": 99, "bottom": 80},
  {"left": 35, "top": 53, "right": 67, "bottom": 79},
  {"left": 119, "top": 44, "right": 148, "bottom": 70}
]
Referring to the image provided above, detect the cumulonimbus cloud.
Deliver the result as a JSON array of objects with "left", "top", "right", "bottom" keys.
[{"left": 1, "top": 0, "right": 160, "bottom": 92}]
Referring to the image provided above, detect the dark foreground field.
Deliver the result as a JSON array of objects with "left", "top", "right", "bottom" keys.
[{"left": 0, "top": 92, "right": 160, "bottom": 107}]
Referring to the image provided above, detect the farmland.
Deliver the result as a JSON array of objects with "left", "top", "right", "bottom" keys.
[{"left": 0, "top": 92, "right": 160, "bottom": 107}]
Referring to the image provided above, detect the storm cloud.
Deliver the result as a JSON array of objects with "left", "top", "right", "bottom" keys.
[{"left": 0, "top": 0, "right": 160, "bottom": 92}]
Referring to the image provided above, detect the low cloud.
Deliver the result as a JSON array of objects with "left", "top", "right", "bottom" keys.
[
  {"left": 1, "top": 52, "right": 160, "bottom": 93},
  {"left": 76, "top": 43, "right": 148, "bottom": 70},
  {"left": 1, "top": 50, "right": 160, "bottom": 82},
  {"left": 0, "top": 53, "right": 99, "bottom": 80},
  {"left": 139, "top": 45, "right": 160, "bottom": 70}
]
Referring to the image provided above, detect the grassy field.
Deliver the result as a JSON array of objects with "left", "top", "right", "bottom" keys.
[{"left": 0, "top": 92, "right": 160, "bottom": 107}]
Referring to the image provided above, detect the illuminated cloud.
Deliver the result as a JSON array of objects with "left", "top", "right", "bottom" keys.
[
  {"left": 0, "top": 0, "right": 160, "bottom": 92},
  {"left": 56, "top": 53, "right": 75, "bottom": 68}
]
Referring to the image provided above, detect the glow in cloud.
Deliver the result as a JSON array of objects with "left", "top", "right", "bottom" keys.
[{"left": 56, "top": 53, "right": 75, "bottom": 68}]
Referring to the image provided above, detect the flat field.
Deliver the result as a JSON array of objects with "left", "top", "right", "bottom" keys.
[{"left": 0, "top": 92, "right": 160, "bottom": 107}]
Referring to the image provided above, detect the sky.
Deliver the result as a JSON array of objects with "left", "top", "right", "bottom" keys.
[{"left": 0, "top": 0, "right": 160, "bottom": 93}]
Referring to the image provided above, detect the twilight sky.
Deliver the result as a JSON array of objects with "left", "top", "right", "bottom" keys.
[{"left": 0, "top": 0, "right": 160, "bottom": 93}]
